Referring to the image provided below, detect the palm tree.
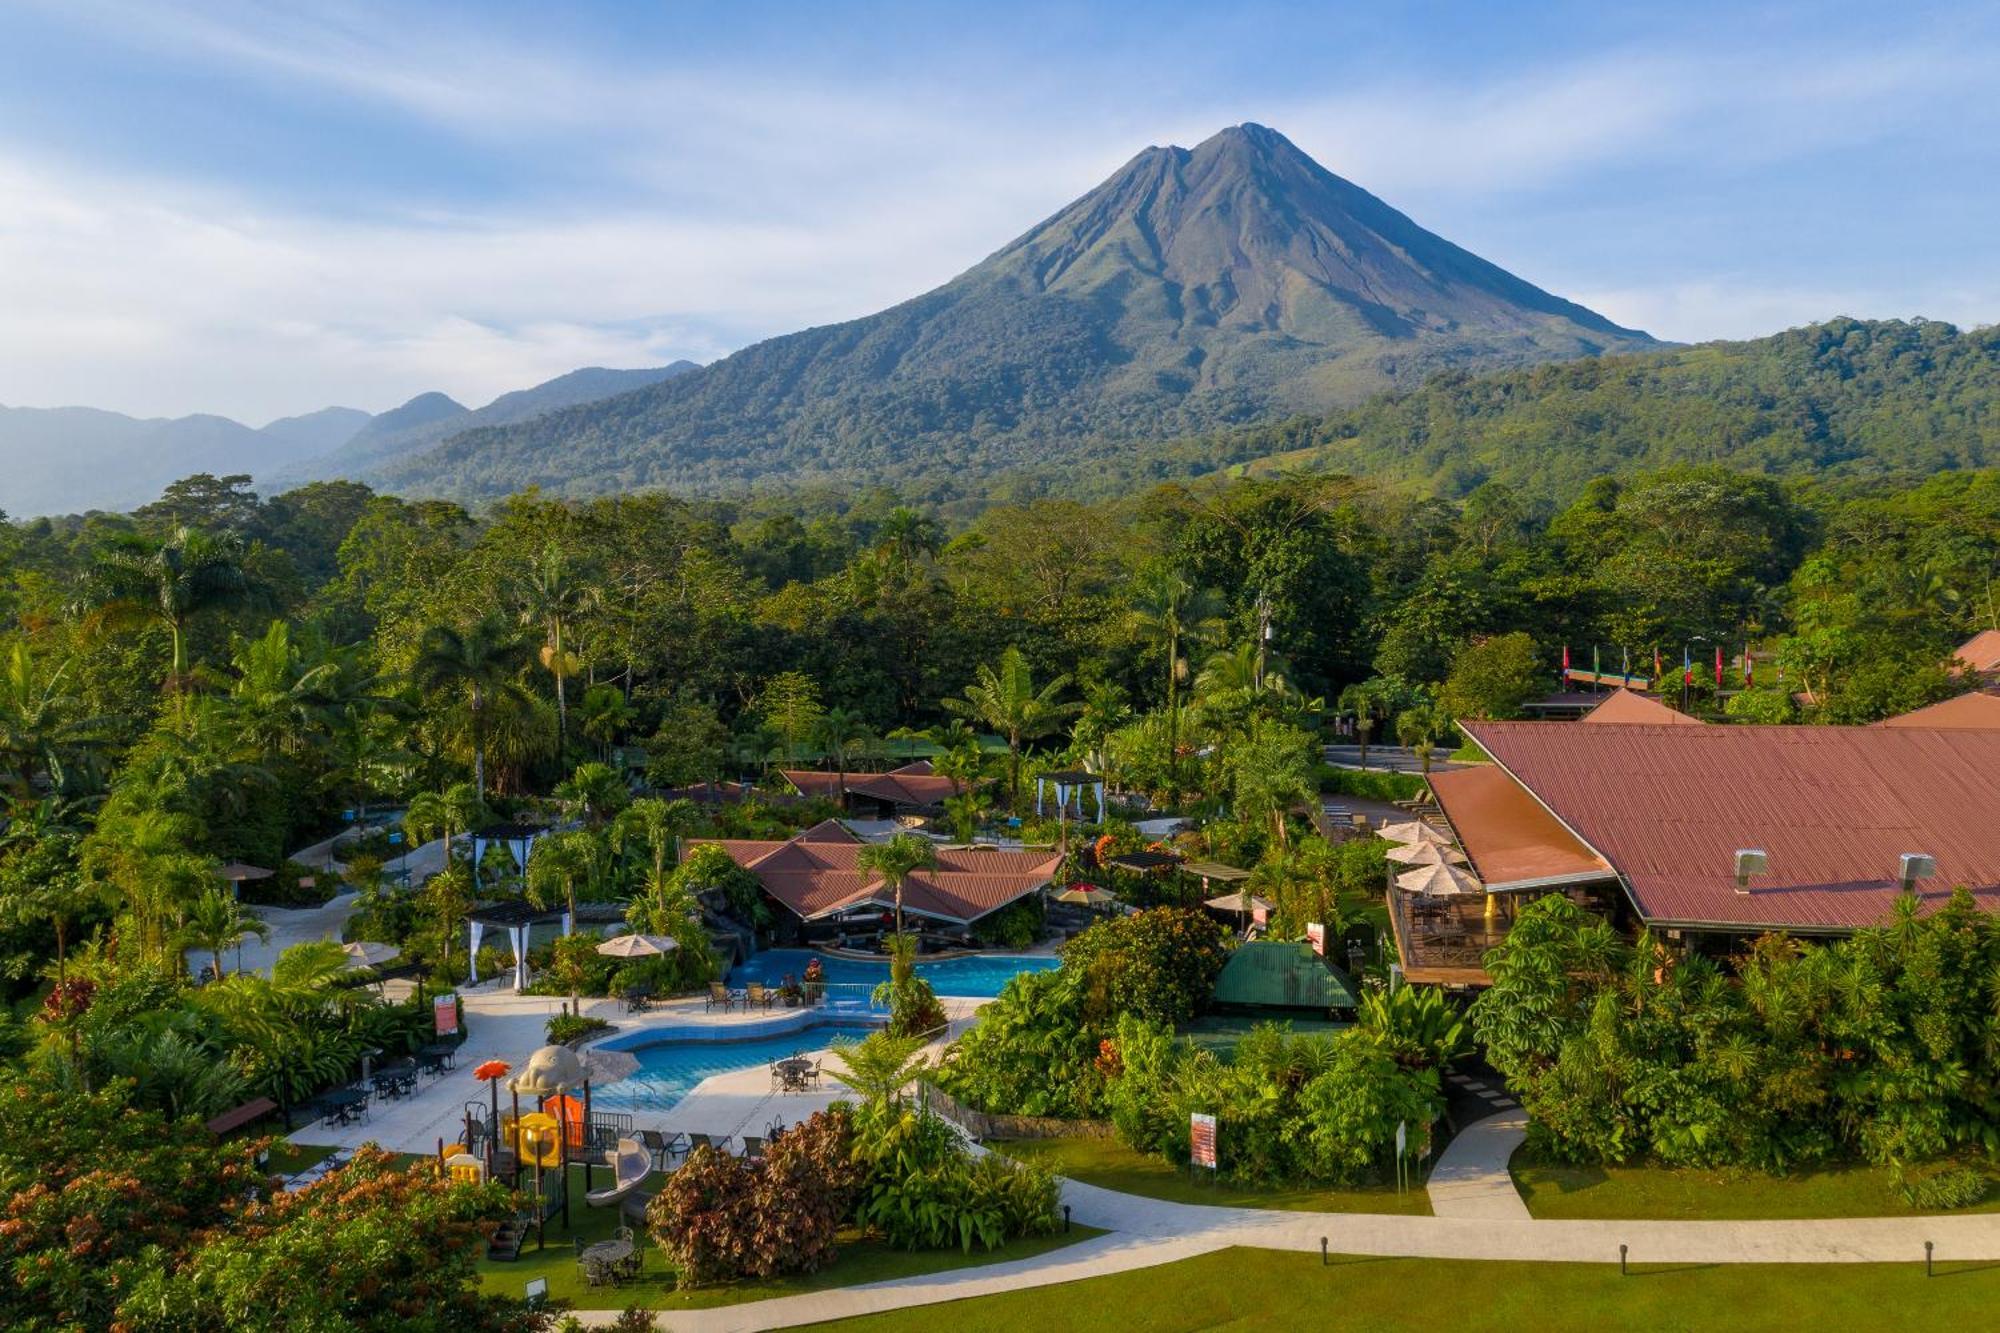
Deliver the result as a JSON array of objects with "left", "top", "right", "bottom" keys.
[
  {"left": 610, "top": 796, "right": 699, "bottom": 889},
  {"left": 411, "top": 617, "right": 532, "bottom": 798},
  {"left": 554, "top": 760, "right": 629, "bottom": 826},
  {"left": 516, "top": 543, "right": 585, "bottom": 752},
  {"left": 404, "top": 782, "right": 487, "bottom": 870},
  {"left": 942, "top": 647, "right": 1079, "bottom": 810},
  {"left": 1395, "top": 700, "right": 1447, "bottom": 774},
  {"left": 83, "top": 525, "right": 263, "bottom": 700},
  {"left": 179, "top": 885, "right": 269, "bottom": 980},
  {"left": 1337, "top": 681, "right": 1392, "bottom": 770},
  {"left": 525, "top": 829, "right": 609, "bottom": 1009},
  {"left": 826, "top": 1031, "right": 928, "bottom": 1108},
  {"left": 1127, "top": 567, "right": 1226, "bottom": 804},
  {"left": 576, "top": 683, "right": 637, "bottom": 761},
  {"left": 856, "top": 833, "right": 939, "bottom": 935},
  {"left": 0, "top": 643, "right": 102, "bottom": 797},
  {"left": 812, "top": 707, "right": 875, "bottom": 801}
]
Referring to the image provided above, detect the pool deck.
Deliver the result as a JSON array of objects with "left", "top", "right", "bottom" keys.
[{"left": 294, "top": 985, "right": 984, "bottom": 1157}]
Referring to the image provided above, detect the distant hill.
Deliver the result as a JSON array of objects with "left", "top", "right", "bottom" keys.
[
  {"left": 0, "top": 404, "right": 370, "bottom": 517},
  {"left": 277, "top": 363, "right": 699, "bottom": 488},
  {"left": 1202, "top": 316, "right": 2000, "bottom": 500},
  {"left": 378, "top": 123, "right": 1655, "bottom": 501}
]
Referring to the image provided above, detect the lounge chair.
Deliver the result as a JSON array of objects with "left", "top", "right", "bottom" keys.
[
  {"left": 637, "top": 1128, "right": 684, "bottom": 1170},
  {"left": 687, "top": 1131, "right": 724, "bottom": 1155},
  {"left": 746, "top": 982, "right": 774, "bottom": 1010},
  {"left": 739, "top": 1135, "right": 765, "bottom": 1160},
  {"left": 707, "top": 981, "right": 735, "bottom": 1012}
]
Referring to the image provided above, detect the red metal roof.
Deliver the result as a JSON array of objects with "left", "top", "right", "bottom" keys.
[
  {"left": 1461, "top": 720, "right": 2000, "bottom": 932},
  {"left": 1582, "top": 688, "right": 1702, "bottom": 726},
  {"left": 1955, "top": 630, "right": 2000, "bottom": 676},
  {"left": 689, "top": 829, "right": 1059, "bottom": 924},
  {"left": 1878, "top": 691, "right": 2000, "bottom": 730},
  {"left": 782, "top": 761, "right": 963, "bottom": 807},
  {"left": 1428, "top": 765, "right": 1613, "bottom": 890}
]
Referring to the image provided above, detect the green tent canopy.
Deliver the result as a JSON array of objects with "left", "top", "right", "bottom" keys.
[{"left": 1211, "top": 940, "right": 1358, "bottom": 1011}]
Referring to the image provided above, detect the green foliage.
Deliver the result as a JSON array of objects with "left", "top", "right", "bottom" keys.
[
  {"left": 934, "top": 969, "right": 1104, "bottom": 1118},
  {"left": 1317, "top": 767, "right": 1426, "bottom": 801},
  {"left": 1437, "top": 631, "right": 1545, "bottom": 721},
  {"left": 546, "top": 1012, "right": 612, "bottom": 1045},
  {"left": 847, "top": 1101, "right": 1059, "bottom": 1252},
  {"left": 1358, "top": 983, "right": 1472, "bottom": 1069},
  {"left": 648, "top": 1110, "right": 862, "bottom": 1288},
  {"left": 1896, "top": 1163, "right": 1988, "bottom": 1210},
  {"left": 872, "top": 933, "right": 947, "bottom": 1039},
  {"left": 1062, "top": 907, "right": 1229, "bottom": 1028}
]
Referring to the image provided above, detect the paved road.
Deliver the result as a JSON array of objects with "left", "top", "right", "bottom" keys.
[{"left": 1322, "top": 744, "right": 1464, "bottom": 775}]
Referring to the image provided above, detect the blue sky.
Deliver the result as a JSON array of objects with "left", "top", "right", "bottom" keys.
[{"left": 1, "top": 0, "right": 1996, "bottom": 422}]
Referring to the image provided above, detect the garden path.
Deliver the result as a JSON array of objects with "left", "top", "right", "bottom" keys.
[{"left": 1427, "top": 1078, "right": 1530, "bottom": 1220}]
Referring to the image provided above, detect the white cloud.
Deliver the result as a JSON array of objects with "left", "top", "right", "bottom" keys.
[{"left": 1573, "top": 278, "right": 1999, "bottom": 345}]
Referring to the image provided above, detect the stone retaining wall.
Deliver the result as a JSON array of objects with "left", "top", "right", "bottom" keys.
[{"left": 923, "top": 1084, "right": 1117, "bottom": 1142}]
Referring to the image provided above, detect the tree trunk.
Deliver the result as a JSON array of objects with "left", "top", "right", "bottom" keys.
[{"left": 471, "top": 686, "right": 486, "bottom": 797}]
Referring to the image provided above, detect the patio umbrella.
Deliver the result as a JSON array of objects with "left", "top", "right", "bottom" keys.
[
  {"left": 1202, "top": 891, "right": 1274, "bottom": 914},
  {"left": 1053, "top": 883, "right": 1118, "bottom": 908},
  {"left": 1384, "top": 841, "right": 1468, "bottom": 868},
  {"left": 341, "top": 940, "right": 400, "bottom": 969},
  {"left": 1377, "top": 822, "right": 1452, "bottom": 846},
  {"left": 218, "top": 861, "right": 275, "bottom": 882},
  {"left": 1395, "top": 863, "right": 1483, "bottom": 897},
  {"left": 594, "top": 933, "right": 677, "bottom": 958}
]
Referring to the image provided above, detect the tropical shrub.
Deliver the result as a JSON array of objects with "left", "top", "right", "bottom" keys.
[
  {"left": 848, "top": 1100, "right": 1058, "bottom": 1251},
  {"left": 647, "top": 1110, "right": 860, "bottom": 1287},
  {"left": 1896, "top": 1163, "right": 1988, "bottom": 1210},
  {"left": 934, "top": 968, "right": 1104, "bottom": 1117},
  {"left": 972, "top": 899, "right": 1041, "bottom": 951},
  {"left": 546, "top": 1012, "right": 612, "bottom": 1045},
  {"left": 1358, "top": 983, "right": 1472, "bottom": 1069},
  {"left": 1295, "top": 1036, "right": 1442, "bottom": 1181},
  {"left": 873, "top": 932, "right": 947, "bottom": 1039},
  {"left": 1062, "top": 907, "right": 1228, "bottom": 1027}
]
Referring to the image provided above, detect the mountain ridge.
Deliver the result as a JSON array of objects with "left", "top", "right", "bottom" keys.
[{"left": 377, "top": 124, "right": 1655, "bottom": 500}]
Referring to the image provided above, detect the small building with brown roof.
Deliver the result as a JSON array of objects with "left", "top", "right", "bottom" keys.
[
  {"left": 690, "top": 821, "right": 1061, "bottom": 936},
  {"left": 1953, "top": 630, "right": 2000, "bottom": 680},
  {"left": 781, "top": 761, "right": 966, "bottom": 819}
]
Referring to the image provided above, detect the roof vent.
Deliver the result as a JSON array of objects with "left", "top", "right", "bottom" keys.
[
  {"left": 1899, "top": 853, "right": 1937, "bottom": 894},
  {"left": 1733, "top": 849, "right": 1768, "bottom": 895}
]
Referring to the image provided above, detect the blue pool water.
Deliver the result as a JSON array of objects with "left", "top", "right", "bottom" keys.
[
  {"left": 590, "top": 1020, "right": 883, "bottom": 1114},
  {"left": 727, "top": 947, "right": 1060, "bottom": 999}
]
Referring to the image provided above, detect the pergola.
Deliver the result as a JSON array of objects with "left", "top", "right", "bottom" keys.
[
  {"left": 1035, "top": 770, "right": 1106, "bottom": 822},
  {"left": 466, "top": 900, "right": 566, "bottom": 990},
  {"left": 470, "top": 823, "right": 549, "bottom": 889}
]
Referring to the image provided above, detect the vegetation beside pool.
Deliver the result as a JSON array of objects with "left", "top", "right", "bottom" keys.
[
  {"left": 814, "top": 1246, "right": 2000, "bottom": 1332},
  {"left": 994, "top": 1136, "right": 1430, "bottom": 1215}
]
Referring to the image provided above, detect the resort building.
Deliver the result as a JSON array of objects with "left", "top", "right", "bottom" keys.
[
  {"left": 1392, "top": 719, "right": 2000, "bottom": 985},
  {"left": 693, "top": 820, "right": 1061, "bottom": 944},
  {"left": 780, "top": 760, "right": 965, "bottom": 819}
]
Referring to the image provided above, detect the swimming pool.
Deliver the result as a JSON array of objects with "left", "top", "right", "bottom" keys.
[
  {"left": 727, "top": 947, "right": 1060, "bottom": 999},
  {"left": 589, "top": 1017, "right": 884, "bottom": 1114}
]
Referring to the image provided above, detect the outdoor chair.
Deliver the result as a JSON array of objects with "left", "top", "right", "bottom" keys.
[
  {"left": 637, "top": 1129, "right": 684, "bottom": 1170},
  {"left": 746, "top": 982, "right": 774, "bottom": 1010},
  {"left": 739, "top": 1136, "right": 765, "bottom": 1160},
  {"left": 706, "top": 981, "right": 735, "bottom": 1012},
  {"left": 688, "top": 1132, "right": 723, "bottom": 1155}
]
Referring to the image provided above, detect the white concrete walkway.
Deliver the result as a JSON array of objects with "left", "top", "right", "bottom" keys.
[{"left": 1426, "top": 1109, "right": 1530, "bottom": 1219}]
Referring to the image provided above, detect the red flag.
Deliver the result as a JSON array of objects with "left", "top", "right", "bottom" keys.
[
  {"left": 1715, "top": 646, "right": 1723, "bottom": 688},
  {"left": 1744, "top": 644, "right": 1753, "bottom": 689},
  {"left": 1561, "top": 644, "right": 1570, "bottom": 675}
]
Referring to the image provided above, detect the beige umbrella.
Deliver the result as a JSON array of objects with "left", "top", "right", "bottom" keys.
[
  {"left": 594, "top": 933, "right": 677, "bottom": 959},
  {"left": 1053, "top": 884, "right": 1118, "bottom": 908},
  {"left": 1395, "top": 863, "right": 1483, "bottom": 897},
  {"left": 341, "top": 940, "right": 400, "bottom": 969},
  {"left": 219, "top": 861, "right": 275, "bottom": 882},
  {"left": 1384, "top": 841, "right": 1468, "bottom": 867},
  {"left": 1378, "top": 821, "right": 1453, "bottom": 846},
  {"left": 1203, "top": 891, "right": 1274, "bottom": 914}
]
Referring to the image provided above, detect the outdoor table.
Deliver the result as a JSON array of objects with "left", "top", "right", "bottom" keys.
[
  {"left": 417, "top": 1043, "right": 456, "bottom": 1074},
  {"left": 322, "top": 1087, "right": 369, "bottom": 1126},
  {"left": 775, "top": 1056, "right": 814, "bottom": 1093},
  {"left": 579, "top": 1238, "right": 635, "bottom": 1285}
]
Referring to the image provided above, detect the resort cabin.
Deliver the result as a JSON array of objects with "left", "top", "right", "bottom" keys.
[
  {"left": 1391, "top": 716, "right": 2000, "bottom": 986},
  {"left": 781, "top": 761, "right": 965, "bottom": 820},
  {"left": 691, "top": 820, "right": 1060, "bottom": 951}
]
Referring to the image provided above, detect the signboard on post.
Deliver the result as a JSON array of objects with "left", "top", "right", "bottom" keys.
[
  {"left": 433, "top": 992, "right": 460, "bottom": 1036},
  {"left": 1306, "top": 922, "right": 1326, "bottom": 956},
  {"left": 1189, "top": 1113, "right": 1218, "bottom": 1170}
]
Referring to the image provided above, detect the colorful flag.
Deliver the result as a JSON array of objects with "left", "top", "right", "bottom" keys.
[
  {"left": 1715, "top": 646, "right": 1724, "bottom": 688},
  {"left": 1744, "top": 644, "right": 1753, "bottom": 688},
  {"left": 1683, "top": 646, "right": 1692, "bottom": 686},
  {"left": 1622, "top": 647, "right": 1631, "bottom": 677},
  {"left": 1562, "top": 643, "right": 1570, "bottom": 681},
  {"left": 1654, "top": 646, "right": 1663, "bottom": 681},
  {"left": 1592, "top": 644, "right": 1601, "bottom": 680}
]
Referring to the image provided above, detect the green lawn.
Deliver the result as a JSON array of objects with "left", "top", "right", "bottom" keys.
[
  {"left": 264, "top": 1140, "right": 338, "bottom": 1177},
  {"left": 811, "top": 1246, "right": 2000, "bottom": 1332},
  {"left": 994, "top": 1135, "right": 1430, "bottom": 1215},
  {"left": 1514, "top": 1152, "right": 2000, "bottom": 1220},
  {"left": 476, "top": 1165, "right": 1100, "bottom": 1311}
]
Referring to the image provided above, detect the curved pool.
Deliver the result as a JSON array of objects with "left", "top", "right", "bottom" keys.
[
  {"left": 589, "top": 1013, "right": 885, "bottom": 1114},
  {"left": 728, "top": 947, "right": 1059, "bottom": 999}
]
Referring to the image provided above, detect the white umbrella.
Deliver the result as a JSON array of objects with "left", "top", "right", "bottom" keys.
[
  {"left": 1384, "top": 841, "right": 1468, "bottom": 867},
  {"left": 594, "top": 933, "right": 677, "bottom": 959},
  {"left": 583, "top": 1047, "right": 640, "bottom": 1083},
  {"left": 1378, "top": 821, "right": 1453, "bottom": 846},
  {"left": 1396, "top": 863, "right": 1483, "bottom": 897},
  {"left": 341, "top": 940, "right": 400, "bottom": 969}
]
